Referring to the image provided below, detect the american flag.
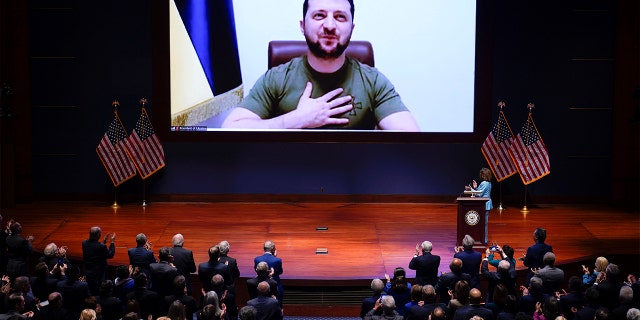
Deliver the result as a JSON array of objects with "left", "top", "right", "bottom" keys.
[
  {"left": 96, "top": 112, "right": 137, "bottom": 186},
  {"left": 481, "top": 110, "right": 518, "bottom": 182},
  {"left": 508, "top": 113, "right": 550, "bottom": 185},
  {"left": 123, "top": 107, "right": 166, "bottom": 179}
]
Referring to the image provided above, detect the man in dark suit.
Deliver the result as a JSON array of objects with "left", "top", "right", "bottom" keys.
[
  {"left": 198, "top": 245, "right": 233, "bottom": 293},
  {"left": 56, "top": 265, "right": 91, "bottom": 320},
  {"left": 0, "top": 292, "right": 33, "bottom": 320},
  {"left": 247, "top": 262, "right": 279, "bottom": 300},
  {"left": 171, "top": 233, "right": 197, "bottom": 295},
  {"left": 6, "top": 222, "right": 34, "bottom": 281},
  {"left": 148, "top": 247, "right": 179, "bottom": 299},
  {"left": 126, "top": 272, "right": 160, "bottom": 320},
  {"left": 434, "top": 258, "right": 470, "bottom": 305},
  {"left": 246, "top": 281, "right": 282, "bottom": 320},
  {"left": 81, "top": 226, "right": 116, "bottom": 295},
  {"left": 360, "top": 278, "right": 385, "bottom": 319},
  {"left": 128, "top": 233, "right": 156, "bottom": 277},
  {"left": 409, "top": 240, "right": 440, "bottom": 286},
  {"left": 218, "top": 240, "right": 240, "bottom": 281},
  {"left": 406, "top": 285, "right": 446, "bottom": 320},
  {"left": 523, "top": 227, "right": 553, "bottom": 286},
  {"left": 38, "top": 292, "right": 69, "bottom": 320},
  {"left": 454, "top": 234, "right": 482, "bottom": 289},
  {"left": 453, "top": 288, "right": 494, "bottom": 320},
  {"left": 254, "top": 240, "right": 284, "bottom": 305},
  {"left": 162, "top": 275, "right": 197, "bottom": 318},
  {"left": 559, "top": 276, "right": 585, "bottom": 320}
]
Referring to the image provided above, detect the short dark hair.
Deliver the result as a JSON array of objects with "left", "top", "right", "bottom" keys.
[
  {"left": 303, "top": 0, "right": 355, "bottom": 21},
  {"left": 534, "top": 227, "right": 547, "bottom": 242},
  {"left": 239, "top": 306, "right": 257, "bottom": 320}
]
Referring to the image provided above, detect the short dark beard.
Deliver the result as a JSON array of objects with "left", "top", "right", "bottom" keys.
[{"left": 305, "top": 35, "right": 351, "bottom": 60}]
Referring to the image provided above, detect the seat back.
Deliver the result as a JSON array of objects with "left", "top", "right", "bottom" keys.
[{"left": 267, "top": 40, "right": 374, "bottom": 69}]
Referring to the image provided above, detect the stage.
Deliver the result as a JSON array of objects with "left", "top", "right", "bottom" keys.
[{"left": 5, "top": 201, "right": 640, "bottom": 314}]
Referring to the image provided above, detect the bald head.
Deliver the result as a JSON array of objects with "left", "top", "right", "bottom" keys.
[
  {"left": 469, "top": 288, "right": 482, "bottom": 304},
  {"left": 257, "top": 281, "right": 270, "bottom": 296},
  {"left": 450, "top": 258, "right": 463, "bottom": 272}
]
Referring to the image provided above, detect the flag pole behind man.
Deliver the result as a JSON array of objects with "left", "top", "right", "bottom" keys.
[
  {"left": 508, "top": 103, "right": 551, "bottom": 185},
  {"left": 96, "top": 101, "right": 138, "bottom": 206}
]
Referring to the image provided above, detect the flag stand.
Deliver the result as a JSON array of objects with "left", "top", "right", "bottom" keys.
[
  {"left": 498, "top": 182, "right": 504, "bottom": 212},
  {"left": 141, "top": 179, "right": 148, "bottom": 207},
  {"left": 520, "top": 185, "right": 529, "bottom": 213},
  {"left": 111, "top": 187, "right": 120, "bottom": 208}
]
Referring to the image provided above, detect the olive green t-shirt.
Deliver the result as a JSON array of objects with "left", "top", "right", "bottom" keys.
[{"left": 240, "top": 56, "right": 409, "bottom": 129}]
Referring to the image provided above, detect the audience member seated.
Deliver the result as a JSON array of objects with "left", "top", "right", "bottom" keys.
[
  {"left": 384, "top": 267, "right": 412, "bottom": 316},
  {"left": 435, "top": 258, "right": 470, "bottom": 305},
  {"left": 360, "top": 279, "right": 385, "bottom": 319},
  {"left": 455, "top": 235, "right": 482, "bottom": 289},
  {"left": 409, "top": 241, "right": 441, "bottom": 286}
]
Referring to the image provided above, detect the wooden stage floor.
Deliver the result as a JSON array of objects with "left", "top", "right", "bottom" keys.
[{"left": 7, "top": 201, "right": 640, "bottom": 282}]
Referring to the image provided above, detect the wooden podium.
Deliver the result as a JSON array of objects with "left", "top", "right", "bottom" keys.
[{"left": 456, "top": 196, "right": 490, "bottom": 247}]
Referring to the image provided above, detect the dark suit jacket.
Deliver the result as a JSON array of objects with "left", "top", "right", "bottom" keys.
[
  {"left": 56, "top": 279, "right": 91, "bottom": 317},
  {"left": 434, "top": 270, "right": 471, "bottom": 304},
  {"left": 360, "top": 293, "right": 382, "bottom": 319},
  {"left": 81, "top": 239, "right": 115, "bottom": 284},
  {"left": 523, "top": 242, "right": 553, "bottom": 284},
  {"left": 453, "top": 304, "right": 495, "bottom": 320},
  {"left": 246, "top": 296, "right": 283, "bottom": 320},
  {"left": 128, "top": 246, "right": 156, "bottom": 271},
  {"left": 149, "top": 261, "right": 179, "bottom": 298},
  {"left": 559, "top": 291, "right": 585, "bottom": 320},
  {"left": 198, "top": 260, "right": 233, "bottom": 293},
  {"left": 6, "top": 234, "right": 33, "bottom": 276},
  {"left": 246, "top": 276, "right": 279, "bottom": 299},
  {"left": 254, "top": 253, "right": 284, "bottom": 302},
  {"left": 171, "top": 246, "right": 197, "bottom": 293},
  {"left": 38, "top": 305, "right": 69, "bottom": 320},
  {"left": 409, "top": 252, "right": 441, "bottom": 286},
  {"left": 533, "top": 266, "right": 565, "bottom": 295},
  {"left": 219, "top": 254, "right": 240, "bottom": 279},
  {"left": 454, "top": 249, "right": 482, "bottom": 289},
  {"left": 126, "top": 287, "right": 160, "bottom": 319}
]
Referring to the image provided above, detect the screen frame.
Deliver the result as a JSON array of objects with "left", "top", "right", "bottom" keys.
[{"left": 151, "top": 1, "right": 493, "bottom": 143}]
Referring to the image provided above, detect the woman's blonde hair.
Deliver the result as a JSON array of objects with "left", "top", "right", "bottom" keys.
[
  {"left": 79, "top": 309, "right": 96, "bottom": 320},
  {"left": 594, "top": 256, "right": 609, "bottom": 272}
]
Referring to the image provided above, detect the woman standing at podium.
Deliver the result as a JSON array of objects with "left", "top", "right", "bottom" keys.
[{"left": 465, "top": 167, "right": 493, "bottom": 243}]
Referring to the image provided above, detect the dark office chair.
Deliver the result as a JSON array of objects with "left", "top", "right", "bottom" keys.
[{"left": 267, "top": 40, "right": 374, "bottom": 69}]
